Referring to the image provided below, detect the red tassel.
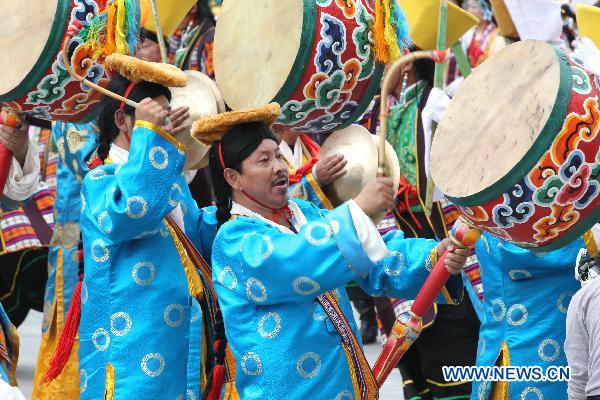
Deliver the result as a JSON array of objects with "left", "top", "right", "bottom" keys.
[
  {"left": 42, "top": 281, "right": 83, "bottom": 384},
  {"left": 206, "top": 364, "right": 225, "bottom": 400}
]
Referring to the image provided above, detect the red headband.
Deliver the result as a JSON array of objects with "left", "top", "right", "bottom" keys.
[
  {"left": 119, "top": 82, "right": 137, "bottom": 110},
  {"left": 218, "top": 142, "right": 226, "bottom": 170}
]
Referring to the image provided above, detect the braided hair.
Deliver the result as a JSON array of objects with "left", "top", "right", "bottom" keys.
[
  {"left": 96, "top": 74, "right": 172, "bottom": 161},
  {"left": 208, "top": 122, "right": 278, "bottom": 229}
]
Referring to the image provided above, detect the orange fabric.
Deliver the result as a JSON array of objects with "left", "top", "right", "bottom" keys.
[{"left": 288, "top": 134, "right": 321, "bottom": 185}]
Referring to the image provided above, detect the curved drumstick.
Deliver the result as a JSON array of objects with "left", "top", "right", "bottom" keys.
[
  {"left": 377, "top": 50, "right": 446, "bottom": 176},
  {"left": 0, "top": 111, "right": 21, "bottom": 195},
  {"left": 373, "top": 217, "right": 481, "bottom": 387},
  {"left": 60, "top": 23, "right": 138, "bottom": 109}
]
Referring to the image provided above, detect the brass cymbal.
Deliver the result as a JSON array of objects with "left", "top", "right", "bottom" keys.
[{"left": 320, "top": 125, "right": 400, "bottom": 221}]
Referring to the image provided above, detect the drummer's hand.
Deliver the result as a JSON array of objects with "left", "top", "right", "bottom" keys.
[
  {"left": 353, "top": 177, "right": 395, "bottom": 219},
  {"left": 136, "top": 98, "right": 170, "bottom": 130},
  {"left": 436, "top": 238, "right": 470, "bottom": 275},
  {"left": 169, "top": 106, "right": 190, "bottom": 136},
  {"left": 0, "top": 119, "right": 30, "bottom": 167},
  {"left": 316, "top": 154, "right": 347, "bottom": 185}
]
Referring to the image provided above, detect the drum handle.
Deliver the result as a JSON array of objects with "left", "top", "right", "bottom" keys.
[
  {"left": 60, "top": 33, "right": 138, "bottom": 109},
  {"left": 373, "top": 217, "right": 480, "bottom": 387},
  {"left": 377, "top": 50, "right": 446, "bottom": 176}
]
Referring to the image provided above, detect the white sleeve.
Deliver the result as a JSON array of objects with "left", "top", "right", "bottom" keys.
[
  {"left": 184, "top": 169, "right": 198, "bottom": 184},
  {"left": 421, "top": 88, "right": 451, "bottom": 202},
  {"left": 565, "top": 289, "right": 589, "bottom": 400},
  {"left": 0, "top": 380, "right": 25, "bottom": 400},
  {"left": 347, "top": 200, "right": 389, "bottom": 263},
  {"left": 2, "top": 140, "right": 40, "bottom": 201}
]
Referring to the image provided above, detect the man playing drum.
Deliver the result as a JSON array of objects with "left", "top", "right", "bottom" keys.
[{"left": 192, "top": 103, "right": 469, "bottom": 400}]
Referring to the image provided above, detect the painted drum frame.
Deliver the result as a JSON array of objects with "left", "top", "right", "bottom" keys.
[
  {"left": 0, "top": 0, "right": 110, "bottom": 122},
  {"left": 451, "top": 48, "right": 600, "bottom": 252},
  {"left": 272, "top": 0, "right": 384, "bottom": 134}
]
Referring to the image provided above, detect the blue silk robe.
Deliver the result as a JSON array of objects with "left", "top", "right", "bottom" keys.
[
  {"left": 212, "top": 199, "right": 463, "bottom": 399},
  {"left": 469, "top": 232, "right": 583, "bottom": 400},
  {"left": 79, "top": 122, "right": 217, "bottom": 399}
]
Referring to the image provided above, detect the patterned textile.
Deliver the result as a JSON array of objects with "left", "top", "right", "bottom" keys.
[
  {"left": 387, "top": 80, "right": 427, "bottom": 188},
  {"left": 173, "top": 20, "right": 215, "bottom": 77},
  {"left": 79, "top": 123, "right": 217, "bottom": 399},
  {"left": 212, "top": 198, "right": 463, "bottom": 399},
  {"left": 466, "top": 22, "right": 500, "bottom": 67},
  {"left": 0, "top": 304, "right": 18, "bottom": 387},
  {"left": 0, "top": 127, "right": 56, "bottom": 256},
  {"left": 470, "top": 233, "right": 583, "bottom": 400}
]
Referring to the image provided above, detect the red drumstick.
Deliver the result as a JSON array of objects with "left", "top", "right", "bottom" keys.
[
  {"left": 0, "top": 111, "right": 20, "bottom": 195},
  {"left": 373, "top": 217, "right": 481, "bottom": 387}
]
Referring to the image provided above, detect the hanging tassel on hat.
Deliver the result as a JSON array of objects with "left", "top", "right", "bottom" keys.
[
  {"left": 373, "top": 0, "right": 412, "bottom": 63},
  {"left": 78, "top": 0, "right": 141, "bottom": 59}
]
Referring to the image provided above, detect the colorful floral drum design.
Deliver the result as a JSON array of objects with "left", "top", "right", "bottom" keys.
[
  {"left": 214, "top": 0, "right": 383, "bottom": 134},
  {"left": 436, "top": 44, "right": 600, "bottom": 252},
  {"left": 0, "top": 0, "right": 110, "bottom": 122}
]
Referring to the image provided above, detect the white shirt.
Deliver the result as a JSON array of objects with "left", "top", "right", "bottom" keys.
[
  {"left": 108, "top": 144, "right": 186, "bottom": 231},
  {"left": 2, "top": 139, "right": 40, "bottom": 201},
  {"left": 279, "top": 138, "right": 304, "bottom": 171},
  {"left": 279, "top": 137, "right": 321, "bottom": 184}
]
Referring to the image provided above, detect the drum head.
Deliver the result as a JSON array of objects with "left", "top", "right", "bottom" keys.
[
  {"left": 321, "top": 125, "right": 400, "bottom": 207},
  {"left": 430, "top": 40, "right": 561, "bottom": 199},
  {"left": 0, "top": 1, "right": 57, "bottom": 95},
  {"left": 196, "top": 71, "right": 226, "bottom": 113},
  {"left": 170, "top": 70, "right": 218, "bottom": 170},
  {"left": 214, "top": 0, "right": 303, "bottom": 110}
]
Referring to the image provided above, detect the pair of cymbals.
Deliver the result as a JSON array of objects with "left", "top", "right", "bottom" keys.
[{"left": 170, "top": 70, "right": 225, "bottom": 170}]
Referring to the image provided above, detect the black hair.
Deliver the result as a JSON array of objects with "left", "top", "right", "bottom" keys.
[
  {"left": 197, "top": 0, "right": 216, "bottom": 26},
  {"left": 414, "top": 58, "right": 435, "bottom": 87},
  {"left": 139, "top": 27, "right": 160, "bottom": 44},
  {"left": 406, "top": 45, "right": 436, "bottom": 87},
  {"left": 208, "top": 122, "right": 278, "bottom": 229},
  {"left": 96, "top": 74, "right": 172, "bottom": 161}
]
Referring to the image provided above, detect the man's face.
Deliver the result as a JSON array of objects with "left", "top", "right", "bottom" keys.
[
  {"left": 233, "top": 139, "right": 290, "bottom": 209},
  {"left": 119, "top": 95, "right": 172, "bottom": 149},
  {"left": 464, "top": 0, "right": 484, "bottom": 21},
  {"left": 135, "top": 38, "right": 162, "bottom": 63}
]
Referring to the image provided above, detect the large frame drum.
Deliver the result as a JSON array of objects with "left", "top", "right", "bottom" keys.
[
  {"left": 0, "top": 0, "right": 114, "bottom": 122},
  {"left": 214, "top": 0, "right": 383, "bottom": 134},
  {"left": 431, "top": 40, "right": 600, "bottom": 252}
]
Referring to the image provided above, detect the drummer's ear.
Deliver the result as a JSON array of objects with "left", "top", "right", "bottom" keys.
[
  {"left": 114, "top": 109, "right": 128, "bottom": 133},
  {"left": 223, "top": 168, "right": 242, "bottom": 192}
]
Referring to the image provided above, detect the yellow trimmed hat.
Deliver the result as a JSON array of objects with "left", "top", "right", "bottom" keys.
[
  {"left": 577, "top": 4, "right": 600, "bottom": 48},
  {"left": 192, "top": 103, "right": 281, "bottom": 145},
  {"left": 397, "top": 0, "right": 479, "bottom": 50},
  {"left": 106, "top": 54, "right": 188, "bottom": 87},
  {"left": 140, "top": 0, "right": 196, "bottom": 38},
  {"left": 490, "top": 0, "right": 518, "bottom": 38}
]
